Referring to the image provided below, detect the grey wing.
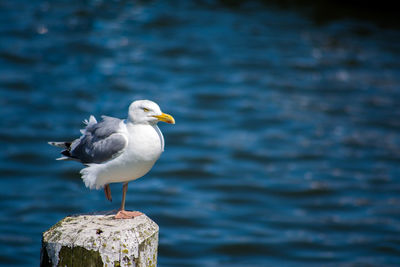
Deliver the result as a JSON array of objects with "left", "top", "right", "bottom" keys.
[{"left": 69, "top": 116, "right": 127, "bottom": 164}]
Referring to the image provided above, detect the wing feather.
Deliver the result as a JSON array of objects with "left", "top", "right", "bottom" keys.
[{"left": 69, "top": 116, "right": 127, "bottom": 164}]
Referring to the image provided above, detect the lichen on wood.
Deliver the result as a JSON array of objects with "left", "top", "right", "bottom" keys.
[{"left": 40, "top": 213, "right": 159, "bottom": 267}]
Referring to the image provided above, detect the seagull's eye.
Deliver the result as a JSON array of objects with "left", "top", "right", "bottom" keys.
[{"left": 143, "top": 108, "right": 150, "bottom": 112}]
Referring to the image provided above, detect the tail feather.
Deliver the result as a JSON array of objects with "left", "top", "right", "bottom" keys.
[
  {"left": 56, "top": 156, "right": 74, "bottom": 161},
  {"left": 49, "top": 141, "right": 78, "bottom": 161}
]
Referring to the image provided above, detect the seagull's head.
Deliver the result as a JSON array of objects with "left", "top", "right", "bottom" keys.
[{"left": 128, "top": 100, "right": 175, "bottom": 125}]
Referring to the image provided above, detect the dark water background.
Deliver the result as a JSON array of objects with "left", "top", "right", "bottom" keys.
[{"left": 1, "top": 0, "right": 400, "bottom": 266}]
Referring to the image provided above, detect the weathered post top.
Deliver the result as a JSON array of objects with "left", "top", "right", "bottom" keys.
[{"left": 40, "top": 213, "right": 159, "bottom": 267}]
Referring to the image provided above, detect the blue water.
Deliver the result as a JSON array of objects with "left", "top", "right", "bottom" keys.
[{"left": 1, "top": 1, "right": 400, "bottom": 266}]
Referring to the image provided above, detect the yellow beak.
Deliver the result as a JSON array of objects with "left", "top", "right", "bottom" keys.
[{"left": 153, "top": 113, "right": 175, "bottom": 124}]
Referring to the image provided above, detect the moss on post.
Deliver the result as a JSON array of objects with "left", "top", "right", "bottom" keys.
[{"left": 40, "top": 213, "right": 159, "bottom": 267}]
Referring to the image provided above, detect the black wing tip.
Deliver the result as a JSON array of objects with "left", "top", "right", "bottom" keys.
[
  {"left": 61, "top": 150, "right": 72, "bottom": 157},
  {"left": 48, "top": 142, "right": 72, "bottom": 149}
]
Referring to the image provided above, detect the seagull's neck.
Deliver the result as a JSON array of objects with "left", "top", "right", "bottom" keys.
[
  {"left": 124, "top": 120, "right": 164, "bottom": 152},
  {"left": 125, "top": 119, "right": 157, "bottom": 127}
]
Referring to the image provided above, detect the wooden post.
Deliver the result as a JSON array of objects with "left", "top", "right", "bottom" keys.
[{"left": 40, "top": 212, "right": 159, "bottom": 267}]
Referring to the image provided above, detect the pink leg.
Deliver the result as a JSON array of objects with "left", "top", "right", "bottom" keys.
[
  {"left": 104, "top": 184, "right": 112, "bottom": 202},
  {"left": 115, "top": 210, "right": 143, "bottom": 219},
  {"left": 115, "top": 182, "right": 143, "bottom": 219}
]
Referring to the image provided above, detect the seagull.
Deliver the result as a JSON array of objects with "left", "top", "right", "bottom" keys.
[{"left": 49, "top": 100, "right": 175, "bottom": 219}]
